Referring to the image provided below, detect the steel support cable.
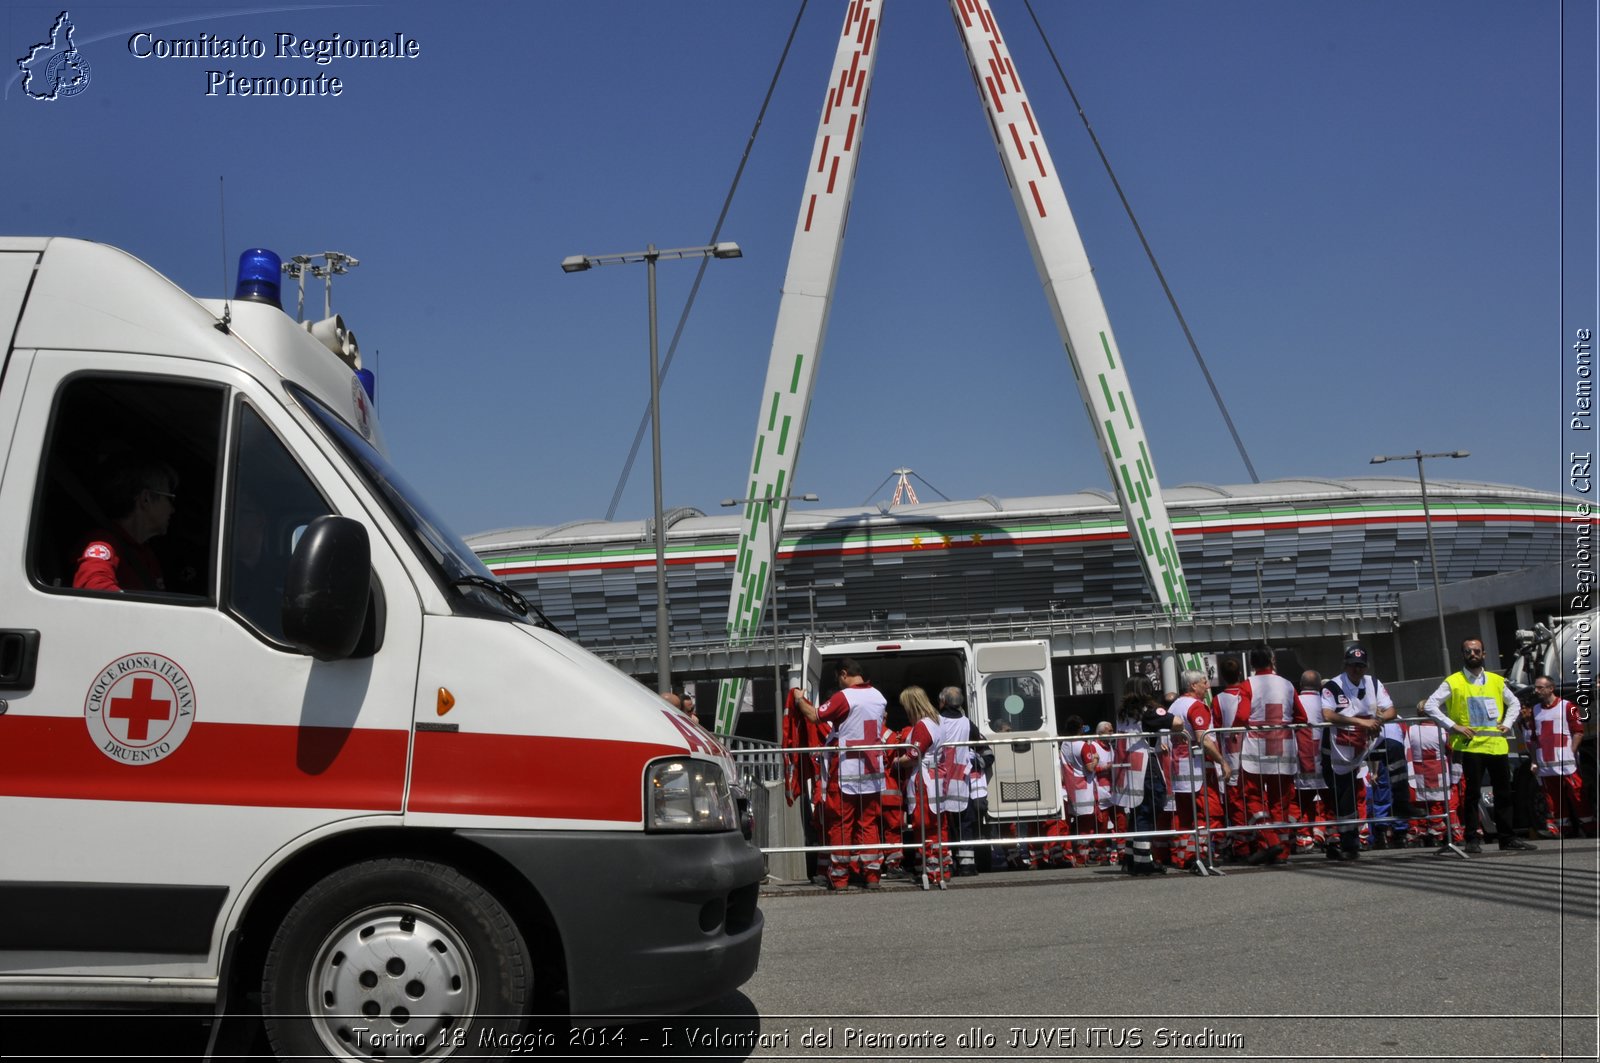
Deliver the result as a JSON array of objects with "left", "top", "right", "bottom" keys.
[
  {"left": 859, "top": 471, "right": 899, "bottom": 508},
  {"left": 1022, "top": 0, "right": 1260, "bottom": 484},
  {"left": 605, "top": 0, "right": 812, "bottom": 521},
  {"left": 909, "top": 470, "right": 952, "bottom": 501}
]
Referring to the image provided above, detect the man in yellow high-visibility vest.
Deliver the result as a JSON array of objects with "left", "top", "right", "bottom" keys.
[{"left": 1422, "top": 636, "right": 1538, "bottom": 854}]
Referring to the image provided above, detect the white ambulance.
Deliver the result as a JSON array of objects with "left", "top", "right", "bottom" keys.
[{"left": 0, "top": 237, "right": 763, "bottom": 1059}]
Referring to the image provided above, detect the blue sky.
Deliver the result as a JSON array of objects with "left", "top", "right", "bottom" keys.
[{"left": 6, "top": 0, "right": 1595, "bottom": 536}]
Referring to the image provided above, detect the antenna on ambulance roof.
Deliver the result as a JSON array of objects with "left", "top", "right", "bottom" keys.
[{"left": 215, "top": 176, "right": 231, "bottom": 333}]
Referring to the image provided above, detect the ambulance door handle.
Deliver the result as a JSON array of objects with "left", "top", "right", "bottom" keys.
[{"left": 0, "top": 629, "right": 40, "bottom": 692}]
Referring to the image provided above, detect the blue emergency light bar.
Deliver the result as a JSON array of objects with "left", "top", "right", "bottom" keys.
[{"left": 235, "top": 248, "right": 282, "bottom": 307}]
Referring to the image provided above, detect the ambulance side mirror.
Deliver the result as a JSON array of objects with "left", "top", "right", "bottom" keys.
[{"left": 283, "top": 515, "right": 371, "bottom": 661}]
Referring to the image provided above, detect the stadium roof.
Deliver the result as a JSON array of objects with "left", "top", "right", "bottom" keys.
[{"left": 465, "top": 476, "right": 1561, "bottom": 551}]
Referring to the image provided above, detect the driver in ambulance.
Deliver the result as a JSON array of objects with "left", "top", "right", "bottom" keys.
[{"left": 72, "top": 452, "right": 177, "bottom": 592}]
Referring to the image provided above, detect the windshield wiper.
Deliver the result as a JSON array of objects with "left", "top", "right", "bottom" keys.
[
  {"left": 449, "top": 575, "right": 565, "bottom": 635},
  {"left": 451, "top": 575, "right": 529, "bottom": 617}
]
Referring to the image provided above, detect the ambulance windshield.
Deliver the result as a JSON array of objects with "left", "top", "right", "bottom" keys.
[{"left": 290, "top": 385, "right": 553, "bottom": 627}]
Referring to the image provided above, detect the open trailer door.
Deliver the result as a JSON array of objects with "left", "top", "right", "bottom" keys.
[
  {"left": 973, "top": 639, "right": 1061, "bottom": 822},
  {"left": 801, "top": 634, "right": 824, "bottom": 703}
]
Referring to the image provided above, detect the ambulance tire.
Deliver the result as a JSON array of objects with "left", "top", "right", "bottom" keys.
[{"left": 261, "top": 857, "right": 531, "bottom": 1060}]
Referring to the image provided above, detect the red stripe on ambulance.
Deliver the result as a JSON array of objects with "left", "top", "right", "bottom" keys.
[
  {"left": 3, "top": 717, "right": 695, "bottom": 823},
  {"left": 0, "top": 716, "right": 406, "bottom": 809},
  {"left": 409, "top": 731, "right": 682, "bottom": 821}
]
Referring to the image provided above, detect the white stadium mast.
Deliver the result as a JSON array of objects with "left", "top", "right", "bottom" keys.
[{"left": 715, "top": 0, "right": 1194, "bottom": 733}]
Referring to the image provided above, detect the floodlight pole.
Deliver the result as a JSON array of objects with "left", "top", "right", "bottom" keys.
[
  {"left": 565, "top": 242, "right": 743, "bottom": 693},
  {"left": 1223, "top": 556, "right": 1289, "bottom": 642},
  {"left": 1372, "top": 449, "right": 1469, "bottom": 676},
  {"left": 782, "top": 579, "right": 844, "bottom": 639}
]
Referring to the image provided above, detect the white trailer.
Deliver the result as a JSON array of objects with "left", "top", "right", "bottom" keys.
[{"left": 801, "top": 636, "right": 1062, "bottom": 822}]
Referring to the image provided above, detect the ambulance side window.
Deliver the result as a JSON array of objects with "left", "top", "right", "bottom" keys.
[
  {"left": 983, "top": 673, "right": 1045, "bottom": 732},
  {"left": 31, "top": 375, "right": 222, "bottom": 598},
  {"left": 226, "top": 402, "right": 335, "bottom": 643}
]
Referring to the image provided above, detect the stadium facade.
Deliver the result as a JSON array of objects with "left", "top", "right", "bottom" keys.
[{"left": 469, "top": 476, "right": 1567, "bottom": 679}]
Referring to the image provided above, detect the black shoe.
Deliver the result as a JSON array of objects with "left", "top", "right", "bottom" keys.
[
  {"left": 1248, "top": 844, "right": 1286, "bottom": 866},
  {"left": 1464, "top": 841, "right": 1483, "bottom": 854},
  {"left": 1499, "top": 838, "right": 1538, "bottom": 851},
  {"left": 1325, "top": 846, "right": 1346, "bottom": 861}
]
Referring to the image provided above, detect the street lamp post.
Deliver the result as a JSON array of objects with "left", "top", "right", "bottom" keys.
[
  {"left": 1224, "top": 556, "right": 1291, "bottom": 643},
  {"left": 722, "top": 492, "right": 819, "bottom": 735},
  {"left": 780, "top": 578, "right": 844, "bottom": 638},
  {"left": 1372, "top": 449, "right": 1469, "bottom": 676},
  {"left": 563, "top": 242, "right": 743, "bottom": 693}
]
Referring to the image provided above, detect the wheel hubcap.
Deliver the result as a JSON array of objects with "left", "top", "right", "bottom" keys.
[{"left": 306, "top": 904, "right": 478, "bottom": 1060}]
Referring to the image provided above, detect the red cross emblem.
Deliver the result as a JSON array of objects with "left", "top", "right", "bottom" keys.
[
  {"left": 1114, "top": 745, "right": 1145, "bottom": 789},
  {"left": 1258, "top": 702, "right": 1288, "bottom": 756},
  {"left": 109, "top": 678, "right": 172, "bottom": 741},
  {"left": 84, "top": 653, "right": 196, "bottom": 765},
  {"left": 934, "top": 744, "right": 969, "bottom": 784},
  {"left": 845, "top": 720, "right": 884, "bottom": 772},
  {"left": 1415, "top": 748, "right": 1445, "bottom": 789},
  {"left": 1537, "top": 718, "right": 1569, "bottom": 761}
]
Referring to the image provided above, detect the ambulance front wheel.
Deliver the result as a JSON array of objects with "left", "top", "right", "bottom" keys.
[{"left": 261, "top": 857, "right": 532, "bottom": 1061}]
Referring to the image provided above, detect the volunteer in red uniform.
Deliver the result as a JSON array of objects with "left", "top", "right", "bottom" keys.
[
  {"left": 1291, "top": 670, "right": 1330, "bottom": 852},
  {"left": 1212, "top": 656, "right": 1251, "bottom": 860},
  {"left": 879, "top": 717, "right": 912, "bottom": 879},
  {"left": 895, "top": 685, "right": 975, "bottom": 886},
  {"left": 72, "top": 453, "right": 177, "bottom": 592},
  {"left": 795, "top": 658, "right": 889, "bottom": 890},
  {"left": 1237, "top": 644, "right": 1299, "bottom": 864},
  {"left": 1319, "top": 644, "right": 1394, "bottom": 859},
  {"left": 1167, "top": 669, "right": 1228, "bottom": 870},
  {"left": 1089, "top": 721, "right": 1117, "bottom": 864},
  {"left": 1405, "top": 701, "right": 1462, "bottom": 845},
  {"left": 1527, "top": 675, "right": 1594, "bottom": 837},
  {"left": 1052, "top": 716, "right": 1098, "bottom": 868}
]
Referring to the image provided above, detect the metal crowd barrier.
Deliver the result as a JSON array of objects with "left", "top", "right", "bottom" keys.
[{"left": 729, "top": 714, "right": 1479, "bottom": 889}]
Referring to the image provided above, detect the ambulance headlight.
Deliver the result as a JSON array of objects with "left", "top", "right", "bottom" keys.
[{"left": 645, "top": 759, "right": 736, "bottom": 832}]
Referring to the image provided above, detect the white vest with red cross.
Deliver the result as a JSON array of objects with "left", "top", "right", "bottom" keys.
[
  {"left": 1166, "top": 695, "right": 1211, "bottom": 794},
  {"left": 1530, "top": 699, "right": 1580, "bottom": 777},
  {"left": 1292, "top": 691, "right": 1327, "bottom": 790},
  {"left": 910, "top": 713, "right": 973, "bottom": 813},
  {"left": 1405, "top": 720, "right": 1457, "bottom": 801},
  {"left": 1239, "top": 672, "right": 1299, "bottom": 775},
  {"left": 1109, "top": 727, "right": 1151, "bottom": 810},
  {"left": 1213, "top": 686, "right": 1245, "bottom": 782},
  {"left": 1060, "top": 736, "right": 1103, "bottom": 816},
  {"left": 1320, "top": 673, "right": 1389, "bottom": 775},
  {"left": 821, "top": 684, "right": 888, "bottom": 795}
]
